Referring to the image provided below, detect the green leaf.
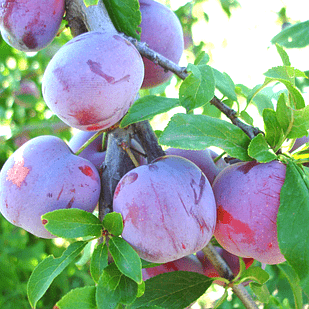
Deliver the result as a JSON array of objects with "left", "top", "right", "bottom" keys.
[
  {"left": 141, "top": 259, "right": 162, "bottom": 269},
  {"left": 264, "top": 66, "right": 305, "bottom": 85},
  {"left": 159, "top": 113, "right": 252, "bottom": 161},
  {"left": 91, "top": 242, "right": 109, "bottom": 284},
  {"left": 248, "top": 133, "right": 278, "bottom": 163},
  {"left": 250, "top": 282, "right": 270, "bottom": 303},
  {"left": 75, "top": 239, "right": 97, "bottom": 267},
  {"left": 194, "top": 51, "right": 210, "bottom": 65},
  {"left": 240, "top": 110, "right": 253, "bottom": 126},
  {"left": 83, "top": 0, "right": 99, "bottom": 7},
  {"left": 271, "top": 20, "right": 309, "bottom": 48},
  {"left": 120, "top": 96, "right": 180, "bottom": 128},
  {"left": 239, "top": 266, "right": 270, "bottom": 285},
  {"left": 103, "top": 0, "right": 141, "bottom": 40},
  {"left": 277, "top": 160, "right": 309, "bottom": 294},
  {"left": 213, "top": 68, "right": 238, "bottom": 101},
  {"left": 275, "top": 44, "right": 291, "bottom": 66},
  {"left": 276, "top": 94, "right": 309, "bottom": 139},
  {"left": 27, "top": 241, "right": 87, "bottom": 309},
  {"left": 109, "top": 237, "right": 142, "bottom": 284},
  {"left": 96, "top": 263, "right": 122, "bottom": 309},
  {"left": 103, "top": 212, "right": 123, "bottom": 236},
  {"left": 128, "top": 271, "right": 213, "bottom": 309},
  {"left": 96, "top": 263, "right": 138, "bottom": 309},
  {"left": 263, "top": 108, "right": 283, "bottom": 149},
  {"left": 56, "top": 286, "right": 96, "bottom": 309},
  {"left": 42, "top": 209, "right": 103, "bottom": 239},
  {"left": 278, "top": 263, "right": 303, "bottom": 309},
  {"left": 179, "top": 64, "right": 215, "bottom": 112}
]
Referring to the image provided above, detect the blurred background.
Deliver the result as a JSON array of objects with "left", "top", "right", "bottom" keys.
[{"left": 0, "top": 0, "right": 308, "bottom": 307}]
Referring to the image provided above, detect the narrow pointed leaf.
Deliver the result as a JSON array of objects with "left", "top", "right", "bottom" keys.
[
  {"left": 263, "top": 108, "right": 283, "bottom": 149},
  {"left": 42, "top": 209, "right": 102, "bottom": 238},
  {"left": 120, "top": 96, "right": 180, "bottom": 128},
  {"left": 271, "top": 20, "right": 309, "bottom": 48},
  {"left": 103, "top": 0, "right": 141, "bottom": 40},
  {"left": 249, "top": 282, "right": 270, "bottom": 303},
  {"left": 56, "top": 286, "right": 96, "bottom": 309},
  {"left": 109, "top": 237, "right": 142, "bottom": 284},
  {"left": 213, "top": 68, "right": 237, "bottom": 101},
  {"left": 179, "top": 64, "right": 215, "bottom": 112},
  {"left": 159, "top": 113, "right": 252, "bottom": 161},
  {"left": 248, "top": 133, "right": 277, "bottom": 163},
  {"left": 275, "top": 44, "right": 291, "bottom": 66},
  {"left": 278, "top": 263, "right": 303, "bottom": 309},
  {"left": 128, "top": 271, "right": 213, "bottom": 309},
  {"left": 277, "top": 160, "right": 309, "bottom": 294},
  {"left": 27, "top": 241, "right": 87, "bottom": 309},
  {"left": 91, "top": 242, "right": 109, "bottom": 283}
]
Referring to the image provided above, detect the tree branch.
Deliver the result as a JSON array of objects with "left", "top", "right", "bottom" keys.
[{"left": 64, "top": 2, "right": 259, "bottom": 308}]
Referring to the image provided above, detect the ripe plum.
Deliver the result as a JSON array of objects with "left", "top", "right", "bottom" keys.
[
  {"left": 142, "top": 254, "right": 204, "bottom": 281},
  {"left": 42, "top": 31, "right": 144, "bottom": 131},
  {"left": 139, "top": 0, "right": 184, "bottom": 88},
  {"left": 0, "top": 136, "right": 101, "bottom": 238},
  {"left": 113, "top": 155, "right": 216, "bottom": 263},
  {"left": 0, "top": 0, "right": 65, "bottom": 51},
  {"left": 213, "top": 160, "right": 286, "bottom": 264},
  {"left": 165, "top": 148, "right": 221, "bottom": 185}
]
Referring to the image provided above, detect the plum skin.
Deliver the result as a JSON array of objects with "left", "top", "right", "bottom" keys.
[
  {"left": 113, "top": 155, "right": 217, "bottom": 263},
  {"left": 165, "top": 148, "right": 222, "bottom": 185},
  {"left": 0, "top": 135, "right": 101, "bottom": 238},
  {"left": 0, "top": 0, "right": 65, "bottom": 51},
  {"left": 142, "top": 254, "right": 204, "bottom": 281},
  {"left": 213, "top": 160, "right": 286, "bottom": 265},
  {"left": 42, "top": 31, "right": 144, "bottom": 131},
  {"left": 139, "top": 0, "right": 184, "bottom": 88}
]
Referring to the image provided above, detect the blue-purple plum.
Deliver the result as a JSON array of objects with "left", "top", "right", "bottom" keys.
[
  {"left": 113, "top": 155, "right": 216, "bottom": 263},
  {"left": 0, "top": 0, "right": 65, "bottom": 51},
  {"left": 68, "top": 131, "right": 106, "bottom": 170},
  {"left": 42, "top": 31, "right": 144, "bottom": 131},
  {"left": 142, "top": 254, "right": 204, "bottom": 281},
  {"left": 139, "top": 0, "right": 184, "bottom": 88},
  {"left": 0, "top": 136, "right": 101, "bottom": 238},
  {"left": 165, "top": 148, "right": 222, "bottom": 185},
  {"left": 68, "top": 131, "right": 147, "bottom": 169},
  {"left": 290, "top": 135, "right": 309, "bottom": 152},
  {"left": 213, "top": 161, "right": 286, "bottom": 265}
]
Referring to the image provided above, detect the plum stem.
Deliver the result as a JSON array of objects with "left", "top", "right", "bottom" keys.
[
  {"left": 74, "top": 130, "right": 104, "bottom": 156},
  {"left": 119, "top": 140, "right": 140, "bottom": 168},
  {"left": 202, "top": 243, "right": 258, "bottom": 309}
]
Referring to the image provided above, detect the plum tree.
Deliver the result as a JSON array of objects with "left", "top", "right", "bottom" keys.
[
  {"left": 142, "top": 254, "right": 204, "bottom": 281},
  {"left": 196, "top": 247, "right": 254, "bottom": 285},
  {"left": 213, "top": 160, "right": 287, "bottom": 265},
  {"left": 42, "top": 31, "right": 144, "bottom": 131},
  {"left": 68, "top": 131, "right": 147, "bottom": 169},
  {"left": 165, "top": 148, "right": 222, "bottom": 184},
  {"left": 139, "top": 0, "right": 184, "bottom": 88},
  {"left": 0, "top": 135, "right": 101, "bottom": 238},
  {"left": 0, "top": 0, "right": 65, "bottom": 51},
  {"left": 113, "top": 155, "right": 216, "bottom": 263}
]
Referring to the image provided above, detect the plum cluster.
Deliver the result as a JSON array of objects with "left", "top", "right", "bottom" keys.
[{"left": 0, "top": 0, "right": 290, "bottom": 287}]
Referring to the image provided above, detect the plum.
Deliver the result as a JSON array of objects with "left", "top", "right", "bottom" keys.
[
  {"left": 213, "top": 160, "right": 286, "bottom": 264},
  {"left": 0, "top": 135, "right": 101, "bottom": 238},
  {"left": 68, "top": 131, "right": 147, "bottom": 170},
  {"left": 42, "top": 31, "right": 144, "bottom": 131},
  {"left": 165, "top": 148, "right": 222, "bottom": 185},
  {"left": 290, "top": 135, "right": 309, "bottom": 152},
  {"left": 68, "top": 131, "right": 106, "bottom": 170},
  {"left": 139, "top": 0, "right": 184, "bottom": 88},
  {"left": 142, "top": 254, "right": 204, "bottom": 281},
  {"left": 113, "top": 155, "right": 216, "bottom": 263},
  {"left": 0, "top": 0, "right": 65, "bottom": 51},
  {"left": 196, "top": 247, "right": 254, "bottom": 286}
]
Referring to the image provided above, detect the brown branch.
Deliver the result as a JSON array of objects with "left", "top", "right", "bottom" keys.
[
  {"left": 64, "top": 2, "right": 259, "bottom": 308},
  {"left": 124, "top": 35, "right": 262, "bottom": 140}
]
